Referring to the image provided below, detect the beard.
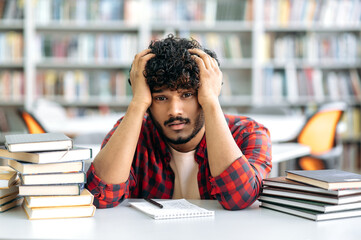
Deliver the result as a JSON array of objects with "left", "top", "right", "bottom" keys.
[{"left": 149, "top": 110, "right": 205, "bottom": 145}]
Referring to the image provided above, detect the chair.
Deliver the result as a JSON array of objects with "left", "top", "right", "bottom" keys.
[
  {"left": 17, "top": 109, "right": 47, "bottom": 134},
  {"left": 293, "top": 102, "right": 347, "bottom": 170}
]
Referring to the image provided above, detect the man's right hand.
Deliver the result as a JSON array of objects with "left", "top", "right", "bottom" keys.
[{"left": 129, "top": 49, "right": 155, "bottom": 108}]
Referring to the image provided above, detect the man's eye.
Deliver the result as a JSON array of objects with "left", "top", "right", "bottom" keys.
[
  {"left": 155, "top": 96, "right": 166, "bottom": 101},
  {"left": 183, "top": 93, "right": 193, "bottom": 98}
]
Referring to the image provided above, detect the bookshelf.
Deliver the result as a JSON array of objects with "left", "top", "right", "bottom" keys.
[
  {"left": 0, "top": 0, "right": 24, "bottom": 108},
  {"left": 0, "top": 0, "right": 360, "bottom": 171},
  {"left": 260, "top": 0, "right": 361, "bottom": 174}
]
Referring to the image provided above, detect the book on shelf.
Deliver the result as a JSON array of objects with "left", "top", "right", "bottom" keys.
[
  {"left": 262, "top": 187, "right": 361, "bottom": 205},
  {"left": 286, "top": 169, "right": 361, "bottom": 190},
  {"left": 0, "top": 197, "right": 23, "bottom": 213},
  {"left": 350, "top": 69, "right": 361, "bottom": 100},
  {"left": 0, "top": 146, "right": 91, "bottom": 164},
  {"left": 20, "top": 171, "right": 86, "bottom": 185},
  {"left": 260, "top": 201, "right": 361, "bottom": 221},
  {"left": 7, "top": 159, "right": 85, "bottom": 175},
  {"left": 263, "top": 176, "right": 361, "bottom": 197},
  {"left": 5, "top": 133, "right": 73, "bottom": 152},
  {"left": 37, "top": 70, "right": 131, "bottom": 101},
  {"left": 34, "top": 0, "right": 126, "bottom": 23},
  {"left": 19, "top": 183, "right": 84, "bottom": 196},
  {"left": 0, "top": 166, "right": 18, "bottom": 188},
  {"left": 24, "top": 189, "right": 93, "bottom": 208},
  {"left": 259, "top": 195, "right": 361, "bottom": 214},
  {"left": 129, "top": 199, "right": 215, "bottom": 220},
  {"left": 23, "top": 201, "right": 95, "bottom": 220}
]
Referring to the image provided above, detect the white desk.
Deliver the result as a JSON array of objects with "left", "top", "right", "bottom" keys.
[
  {"left": 245, "top": 114, "right": 306, "bottom": 143},
  {"left": 272, "top": 143, "right": 311, "bottom": 163},
  {"left": 1, "top": 199, "right": 360, "bottom": 240},
  {"left": 271, "top": 143, "right": 311, "bottom": 177}
]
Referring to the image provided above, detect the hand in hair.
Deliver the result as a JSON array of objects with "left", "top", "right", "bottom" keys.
[
  {"left": 129, "top": 49, "right": 155, "bottom": 108},
  {"left": 189, "top": 48, "right": 223, "bottom": 108}
]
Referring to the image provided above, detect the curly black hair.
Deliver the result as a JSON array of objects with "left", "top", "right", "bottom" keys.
[{"left": 143, "top": 34, "right": 219, "bottom": 92}]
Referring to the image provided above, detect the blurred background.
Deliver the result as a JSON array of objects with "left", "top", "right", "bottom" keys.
[{"left": 0, "top": 0, "right": 360, "bottom": 174}]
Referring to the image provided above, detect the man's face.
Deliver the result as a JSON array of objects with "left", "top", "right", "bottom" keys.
[{"left": 149, "top": 88, "right": 205, "bottom": 146}]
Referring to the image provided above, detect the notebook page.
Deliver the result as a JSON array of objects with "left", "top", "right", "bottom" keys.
[{"left": 129, "top": 199, "right": 215, "bottom": 220}]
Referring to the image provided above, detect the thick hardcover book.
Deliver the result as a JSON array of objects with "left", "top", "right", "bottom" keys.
[
  {"left": 0, "top": 146, "right": 91, "bottom": 164},
  {"left": 286, "top": 170, "right": 361, "bottom": 190},
  {"left": 8, "top": 159, "right": 85, "bottom": 174},
  {"left": 0, "top": 184, "right": 19, "bottom": 198},
  {"left": 19, "top": 183, "right": 84, "bottom": 196},
  {"left": 129, "top": 199, "right": 215, "bottom": 220},
  {"left": 262, "top": 187, "right": 361, "bottom": 205},
  {"left": 5, "top": 133, "right": 73, "bottom": 152},
  {"left": 20, "top": 172, "right": 86, "bottom": 185},
  {"left": 24, "top": 189, "right": 93, "bottom": 208},
  {"left": 263, "top": 176, "right": 361, "bottom": 196},
  {"left": 258, "top": 195, "right": 361, "bottom": 213},
  {"left": 0, "top": 197, "right": 23, "bottom": 213},
  {"left": 260, "top": 201, "right": 361, "bottom": 221},
  {"left": 23, "top": 201, "right": 96, "bottom": 220},
  {"left": 0, "top": 192, "right": 19, "bottom": 206}
]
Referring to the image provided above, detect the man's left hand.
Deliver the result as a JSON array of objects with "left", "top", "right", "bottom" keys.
[{"left": 189, "top": 48, "right": 223, "bottom": 107}]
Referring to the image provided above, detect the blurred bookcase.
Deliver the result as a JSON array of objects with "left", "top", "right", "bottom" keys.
[{"left": 0, "top": 0, "right": 361, "bottom": 170}]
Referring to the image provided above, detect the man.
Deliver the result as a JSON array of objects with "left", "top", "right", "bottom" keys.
[{"left": 86, "top": 34, "right": 272, "bottom": 210}]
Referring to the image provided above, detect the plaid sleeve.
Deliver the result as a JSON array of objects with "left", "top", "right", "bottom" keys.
[
  {"left": 209, "top": 120, "right": 272, "bottom": 210},
  {"left": 85, "top": 163, "right": 130, "bottom": 208},
  {"left": 85, "top": 118, "right": 131, "bottom": 208}
]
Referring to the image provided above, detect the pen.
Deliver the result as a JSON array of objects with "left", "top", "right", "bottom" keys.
[{"left": 144, "top": 198, "right": 163, "bottom": 209}]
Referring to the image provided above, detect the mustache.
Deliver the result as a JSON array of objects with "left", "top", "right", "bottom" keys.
[{"left": 164, "top": 116, "right": 190, "bottom": 126}]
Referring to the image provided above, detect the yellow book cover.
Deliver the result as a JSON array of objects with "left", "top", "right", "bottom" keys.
[
  {"left": 23, "top": 201, "right": 96, "bottom": 220},
  {"left": 25, "top": 189, "right": 93, "bottom": 208}
]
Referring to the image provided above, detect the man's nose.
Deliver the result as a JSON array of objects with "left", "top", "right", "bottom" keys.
[{"left": 168, "top": 98, "right": 183, "bottom": 117}]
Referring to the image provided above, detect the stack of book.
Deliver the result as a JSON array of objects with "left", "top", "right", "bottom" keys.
[
  {"left": 259, "top": 169, "right": 361, "bottom": 221},
  {"left": 0, "top": 166, "right": 22, "bottom": 213},
  {"left": 1, "top": 132, "right": 95, "bottom": 220}
]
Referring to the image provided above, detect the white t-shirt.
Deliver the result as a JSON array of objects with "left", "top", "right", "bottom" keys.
[{"left": 169, "top": 147, "right": 200, "bottom": 199}]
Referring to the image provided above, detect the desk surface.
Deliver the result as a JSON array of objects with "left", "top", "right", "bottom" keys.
[
  {"left": 246, "top": 114, "right": 305, "bottom": 142},
  {"left": 272, "top": 143, "right": 311, "bottom": 163},
  {"left": 1, "top": 199, "right": 360, "bottom": 240}
]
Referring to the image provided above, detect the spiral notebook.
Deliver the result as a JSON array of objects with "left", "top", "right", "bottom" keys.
[{"left": 129, "top": 199, "right": 215, "bottom": 220}]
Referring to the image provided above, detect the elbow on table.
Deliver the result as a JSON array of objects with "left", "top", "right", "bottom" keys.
[
  {"left": 92, "top": 195, "right": 125, "bottom": 209},
  {"left": 219, "top": 196, "right": 258, "bottom": 211}
]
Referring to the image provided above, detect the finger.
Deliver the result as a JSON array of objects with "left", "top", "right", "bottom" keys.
[
  {"left": 133, "top": 49, "right": 153, "bottom": 66},
  {"left": 210, "top": 57, "right": 218, "bottom": 69},
  {"left": 134, "top": 48, "right": 152, "bottom": 59},
  {"left": 189, "top": 49, "right": 212, "bottom": 69},
  {"left": 140, "top": 53, "right": 156, "bottom": 66},
  {"left": 132, "top": 51, "right": 155, "bottom": 73},
  {"left": 191, "top": 54, "right": 206, "bottom": 70}
]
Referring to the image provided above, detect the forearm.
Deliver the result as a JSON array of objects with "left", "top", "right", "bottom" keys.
[
  {"left": 207, "top": 115, "right": 272, "bottom": 210},
  {"left": 92, "top": 101, "right": 148, "bottom": 184},
  {"left": 210, "top": 155, "right": 262, "bottom": 210},
  {"left": 202, "top": 99, "right": 243, "bottom": 177}
]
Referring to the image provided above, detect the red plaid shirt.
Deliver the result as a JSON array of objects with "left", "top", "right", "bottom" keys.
[{"left": 86, "top": 114, "right": 272, "bottom": 210}]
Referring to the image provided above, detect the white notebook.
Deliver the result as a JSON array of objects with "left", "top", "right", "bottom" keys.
[{"left": 129, "top": 199, "right": 215, "bottom": 220}]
